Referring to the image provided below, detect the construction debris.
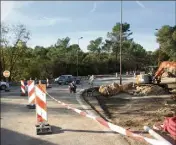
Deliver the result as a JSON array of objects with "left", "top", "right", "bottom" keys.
[
  {"left": 99, "top": 82, "right": 121, "bottom": 96},
  {"left": 133, "top": 85, "right": 168, "bottom": 96},
  {"left": 156, "top": 107, "right": 176, "bottom": 117},
  {"left": 99, "top": 82, "right": 134, "bottom": 96},
  {"left": 98, "top": 81, "right": 170, "bottom": 97},
  {"left": 170, "top": 95, "right": 176, "bottom": 101}
]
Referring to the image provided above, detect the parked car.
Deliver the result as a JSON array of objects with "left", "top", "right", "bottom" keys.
[
  {"left": 0, "top": 81, "right": 9, "bottom": 90},
  {"left": 72, "top": 76, "right": 81, "bottom": 84},
  {"left": 56, "top": 75, "right": 73, "bottom": 85},
  {"left": 55, "top": 75, "right": 80, "bottom": 85}
]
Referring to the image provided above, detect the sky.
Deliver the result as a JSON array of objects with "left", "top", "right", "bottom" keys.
[{"left": 1, "top": 1, "right": 175, "bottom": 52}]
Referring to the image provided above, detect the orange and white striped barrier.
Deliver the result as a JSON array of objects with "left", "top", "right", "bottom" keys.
[
  {"left": 35, "top": 84, "right": 52, "bottom": 135},
  {"left": 20, "top": 80, "right": 26, "bottom": 96},
  {"left": 46, "top": 78, "right": 51, "bottom": 88},
  {"left": 27, "top": 80, "right": 35, "bottom": 109}
]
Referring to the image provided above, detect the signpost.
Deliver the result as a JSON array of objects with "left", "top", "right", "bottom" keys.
[
  {"left": 3, "top": 70, "right": 10, "bottom": 91},
  {"left": 3, "top": 70, "right": 10, "bottom": 78}
]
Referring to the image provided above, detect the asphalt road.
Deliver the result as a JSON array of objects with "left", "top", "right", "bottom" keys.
[{"left": 1, "top": 78, "right": 136, "bottom": 145}]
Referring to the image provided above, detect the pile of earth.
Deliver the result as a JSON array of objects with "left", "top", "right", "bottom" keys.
[
  {"left": 98, "top": 82, "right": 134, "bottom": 96},
  {"left": 133, "top": 85, "right": 169, "bottom": 96}
]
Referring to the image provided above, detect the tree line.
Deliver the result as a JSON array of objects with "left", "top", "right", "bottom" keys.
[{"left": 0, "top": 23, "right": 176, "bottom": 81}]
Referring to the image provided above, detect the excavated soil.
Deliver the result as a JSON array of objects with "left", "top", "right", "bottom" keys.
[
  {"left": 94, "top": 92, "right": 176, "bottom": 144},
  {"left": 132, "top": 84, "right": 169, "bottom": 96},
  {"left": 98, "top": 82, "right": 170, "bottom": 97}
]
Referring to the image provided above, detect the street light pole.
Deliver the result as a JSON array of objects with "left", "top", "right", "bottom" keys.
[
  {"left": 119, "top": 0, "right": 123, "bottom": 85},
  {"left": 77, "top": 37, "right": 83, "bottom": 77}
]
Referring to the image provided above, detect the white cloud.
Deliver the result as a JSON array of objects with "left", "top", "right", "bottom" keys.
[
  {"left": 1, "top": 1, "right": 15, "bottom": 21},
  {"left": 135, "top": 1, "right": 145, "bottom": 9},
  {"left": 90, "top": 2, "right": 97, "bottom": 13},
  {"left": 1, "top": 1, "right": 34, "bottom": 21},
  {"left": 1, "top": 1, "right": 72, "bottom": 27}
]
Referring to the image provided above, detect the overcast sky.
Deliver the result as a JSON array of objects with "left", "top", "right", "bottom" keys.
[{"left": 1, "top": 1, "right": 175, "bottom": 52}]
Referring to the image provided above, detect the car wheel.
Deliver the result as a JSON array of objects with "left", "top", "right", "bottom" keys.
[
  {"left": 76, "top": 80, "right": 80, "bottom": 84},
  {"left": 1, "top": 85, "right": 7, "bottom": 90}
]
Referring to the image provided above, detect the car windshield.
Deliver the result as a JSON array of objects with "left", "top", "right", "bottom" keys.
[{"left": 59, "top": 76, "right": 65, "bottom": 79}]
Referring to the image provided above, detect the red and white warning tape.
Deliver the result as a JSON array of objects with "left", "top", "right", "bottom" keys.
[{"left": 45, "top": 91, "right": 172, "bottom": 145}]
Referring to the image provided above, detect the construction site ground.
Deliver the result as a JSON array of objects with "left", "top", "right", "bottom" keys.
[
  {"left": 1, "top": 77, "right": 176, "bottom": 145},
  {"left": 83, "top": 77, "right": 176, "bottom": 145},
  {"left": 1, "top": 82, "right": 140, "bottom": 145}
]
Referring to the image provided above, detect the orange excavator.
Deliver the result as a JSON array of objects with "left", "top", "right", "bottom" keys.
[
  {"left": 137, "top": 61, "right": 176, "bottom": 85},
  {"left": 154, "top": 61, "right": 176, "bottom": 84}
]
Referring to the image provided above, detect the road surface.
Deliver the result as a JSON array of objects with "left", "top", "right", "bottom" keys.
[{"left": 1, "top": 79, "right": 136, "bottom": 145}]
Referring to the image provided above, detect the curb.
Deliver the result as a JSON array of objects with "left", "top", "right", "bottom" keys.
[
  {"left": 76, "top": 89, "right": 97, "bottom": 117},
  {"left": 80, "top": 87, "right": 112, "bottom": 122}
]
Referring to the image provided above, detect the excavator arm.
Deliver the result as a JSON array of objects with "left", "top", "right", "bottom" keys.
[{"left": 154, "top": 61, "right": 176, "bottom": 84}]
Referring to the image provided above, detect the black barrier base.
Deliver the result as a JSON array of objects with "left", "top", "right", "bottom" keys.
[
  {"left": 5, "top": 89, "right": 10, "bottom": 92},
  {"left": 36, "top": 123, "right": 52, "bottom": 135},
  {"left": 20, "top": 94, "right": 26, "bottom": 96},
  {"left": 21, "top": 93, "right": 28, "bottom": 96},
  {"left": 27, "top": 104, "right": 36, "bottom": 109}
]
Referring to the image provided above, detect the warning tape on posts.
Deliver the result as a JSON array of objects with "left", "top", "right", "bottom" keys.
[{"left": 45, "top": 91, "right": 172, "bottom": 145}]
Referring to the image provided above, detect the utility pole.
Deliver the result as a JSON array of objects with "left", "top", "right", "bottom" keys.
[
  {"left": 119, "top": 0, "right": 123, "bottom": 85},
  {"left": 77, "top": 37, "right": 83, "bottom": 77}
]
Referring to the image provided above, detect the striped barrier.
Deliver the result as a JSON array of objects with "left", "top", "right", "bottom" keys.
[
  {"left": 35, "top": 84, "right": 52, "bottom": 135},
  {"left": 46, "top": 78, "right": 49, "bottom": 88},
  {"left": 20, "top": 80, "right": 26, "bottom": 96},
  {"left": 144, "top": 126, "right": 172, "bottom": 145},
  {"left": 45, "top": 90, "right": 172, "bottom": 145},
  {"left": 46, "top": 78, "right": 51, "bottom": 88},
  {"left": 27, "top": 80, "right": 35, "bottom": 109}
]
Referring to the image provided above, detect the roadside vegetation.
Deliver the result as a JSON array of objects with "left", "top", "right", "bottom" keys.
[{"left": 1, "top": 23, "right": 176, "bottom": 81}]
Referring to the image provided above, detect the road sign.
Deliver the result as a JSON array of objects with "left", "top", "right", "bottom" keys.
[{"left": 3, "top": 70, "right": 10, "bottom": 78}]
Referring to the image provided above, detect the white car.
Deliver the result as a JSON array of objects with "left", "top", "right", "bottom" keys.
[{"left": 0, "top": 81, "right": 9, "bottom": 90}]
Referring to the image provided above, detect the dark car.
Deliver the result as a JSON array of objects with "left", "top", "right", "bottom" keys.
[
  {"left": 56, "top": 75, "right": 80, "bottom": 85},
  {"left": 57, "top": 75, "right": 73, "bottom": 85},
  {"left": 72, "top": 76, "right": 80, "bottom": 84}
]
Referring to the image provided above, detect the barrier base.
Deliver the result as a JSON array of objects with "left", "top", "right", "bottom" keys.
[
  {"left": 36, "top": 123, "right": 52, "bottom": 135},
  {"left": 5, "top": 89, "right": 10, "bottom": 92},
  {"left": 26, "top": 104, "right": 36, "bottom": 109},
  {"left": 20, "top": 94, "right": 26, "bottom": 96}
]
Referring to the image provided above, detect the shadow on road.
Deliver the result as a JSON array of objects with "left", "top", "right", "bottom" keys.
[
  {"left": 1, "top": 128, "right": 60, "bottom": 145},
  {"left": 1, "top": 102, "right": 76, "bottom": 115},
  {"left": 51, "top": 125, "right": 119, "bottom": 135}
]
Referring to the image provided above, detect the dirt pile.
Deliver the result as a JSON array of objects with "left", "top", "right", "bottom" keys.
[
  {"left": 133, "top": 85, "right": 168, "bottom": 96},
  {"left": 121, "top": 82, "right": 134, "bottom": 92},
  {"left": 99, "top": 82, "right": 134, "bottom": 96},
  {"left": 155, "top": 106, "right": 176, "bottom": 117},
  {"left": 99, "top": 82, "right": 121, "bottom": 96}
]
